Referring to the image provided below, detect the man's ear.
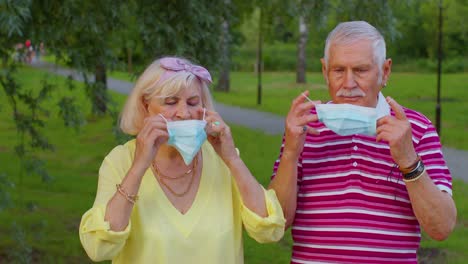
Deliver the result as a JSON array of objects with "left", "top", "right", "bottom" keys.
[
  {"left": 320, "top": 58, "right": 328, "bottom": 84},
  {"left": 381, "top": 58, "right": 392, "bottom": 86}
]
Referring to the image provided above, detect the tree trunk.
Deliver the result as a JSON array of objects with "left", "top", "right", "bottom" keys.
[
  {"left": 296, "top": 15, "right": 308, "bottom": 84},
  {"left": 216, "top": 18, "right": 230, "bottom": 92},
  {"left": 94, "top": 62, "right": 107, "bottom": 114},
  {"left": 256, "top": 7, "right": 263, "bottom": 105}
]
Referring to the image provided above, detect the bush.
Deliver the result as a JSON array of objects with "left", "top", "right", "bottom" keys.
[
  {"left": 443, "top": 57, "right": 467, "bottom": 73},
  {"left": 392, "top": 57, "right": 467, "bottom": 73},
  {"left": 232, "top": 43, "right": 322, "bottom": 72},
  {"left": 233, "top": 43, "right": 467, "bottom": 73}
]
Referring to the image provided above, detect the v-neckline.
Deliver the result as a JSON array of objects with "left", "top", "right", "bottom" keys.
[{"left": 150, "top": 145, "right": 214, "bottom": 236}]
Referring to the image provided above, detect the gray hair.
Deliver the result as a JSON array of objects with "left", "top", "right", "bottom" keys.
[{"left": 324, "top": 21, "right": 386, "bottom": 80}]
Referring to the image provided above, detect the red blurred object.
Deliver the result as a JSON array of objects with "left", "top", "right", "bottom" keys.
[{"left": 25, "top": 39, "right": 31, "bottom": 48}]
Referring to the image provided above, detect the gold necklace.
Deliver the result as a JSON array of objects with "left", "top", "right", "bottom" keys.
[
  {"left": 153, "top": 158, "right": 195, "bottom": 180},
  {"left": 153, "top": 154, "right": 198, "bottom": 197}
]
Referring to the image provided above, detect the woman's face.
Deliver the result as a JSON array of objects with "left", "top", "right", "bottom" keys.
[{"left": 146, "top": 85, "right": 204, "bottom": 121}]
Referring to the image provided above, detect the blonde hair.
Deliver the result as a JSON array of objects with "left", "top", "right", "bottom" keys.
[{"left": 120, "top": 57, "right": 214, "bottom": 135}]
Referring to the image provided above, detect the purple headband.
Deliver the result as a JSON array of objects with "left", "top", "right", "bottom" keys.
[{"left": 158, "top": 57, "right": 212, "bottom": 84}]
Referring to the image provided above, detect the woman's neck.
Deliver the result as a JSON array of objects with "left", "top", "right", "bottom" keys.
[{"left": 156, "top": 144, "right": 184, "bottom": 163}]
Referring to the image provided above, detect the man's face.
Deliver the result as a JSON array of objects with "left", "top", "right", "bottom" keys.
[{"left": 321, "top": 39, "right": 391, "bottom": 107}]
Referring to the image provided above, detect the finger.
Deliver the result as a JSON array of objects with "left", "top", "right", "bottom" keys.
[
  {"left": 140, "top": 119, "right": 167, "bottom": 140},
  {"left": 298, "top": 125, "right": 320, "bottom": 136},
  {"left": 146, "top": 114, "right": 167, "bottom": 123},
  {"left": 205, "top": 111, "right": 226, "bottom": 129},
  {"left": 386, "top": 96, "right": 407, "bottom": 120},
  {"left": 376, "top": 115, "right": 394, "bottom": 127},
  {"left": 148, "top": 128, "right": 169, "bottom": 146},
  {"left": 137, "top": 119, "right": 155, "bottom": 140},
  {"left": 295, "top": 100, "right": 320, "bottom": 116},
  {"left": 300, "top": 90, "right": 311, "bottom": 102},
  {"left": 375, "top": 130, "right": 387, "bottom": 143},
  {"left": 296, "top": 114, "right": 318, "bottom": 125},
  {"left": 205, "top": 110, "right": 224, "bottom": 122},
  {"left": 376, "top": 129, "right": 392, "bottom": 143},
  {"left": 306, "top": 126, "right": 320, "bottom": 135},
  {"left": 146, "top": 118, "right": 167, "bottom": 131},
  {"left": 376, "top": 123, "right": 390, "bottom": 135},
  {"left": 291, "top": 125, "right": 307, "bottom": 135},
  {"left": 290, "top": 90, "right": 310, "bottom": 111}
]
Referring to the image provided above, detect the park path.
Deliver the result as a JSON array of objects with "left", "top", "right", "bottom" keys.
[{"left": 31, "top": 61, "right": 468, "bottom": 182}]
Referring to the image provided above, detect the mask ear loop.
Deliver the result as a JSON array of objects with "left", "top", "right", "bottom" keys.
[
  {"left": 158, "top": 113, "right": 168, "bottom": 123},
  {"left": 302, "top": 93, "right": 313, "bottom": 102},
  {"left": 202, "top": 108, "right": 206, "bottom": 121}
]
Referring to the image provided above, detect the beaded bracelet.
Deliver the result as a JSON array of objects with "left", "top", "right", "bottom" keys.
[{"left": 116, "top": 184, "right": 139, "bottom": 204}]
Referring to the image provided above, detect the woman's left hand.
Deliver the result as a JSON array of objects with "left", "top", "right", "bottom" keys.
[{"left": 204, "top": 110, "right": 238, "bottom": 163}]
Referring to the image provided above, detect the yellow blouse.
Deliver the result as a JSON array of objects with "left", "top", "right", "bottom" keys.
[{"left": 79, "top": 140, "right": 285, "bottom": 263}]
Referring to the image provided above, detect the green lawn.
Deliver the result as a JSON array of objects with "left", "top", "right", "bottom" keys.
[{"left": 0, "top": 67, "right": 466, "bottom": 262}]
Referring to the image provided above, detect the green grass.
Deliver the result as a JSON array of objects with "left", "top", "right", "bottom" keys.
[
  {"left": 418, "top": 180, "right": 468, "bottom": 263},
  {"left": 0, "top": 67, "right": 467, "bottom": 262}
]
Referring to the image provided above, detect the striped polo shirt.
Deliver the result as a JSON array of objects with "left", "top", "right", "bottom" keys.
[{"left": 272, "top": 107, "right": 452, "bottom": 264}]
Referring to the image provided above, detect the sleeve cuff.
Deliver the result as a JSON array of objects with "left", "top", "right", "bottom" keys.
[
  {"left": 241, "top": 187, "right": 286, "bottom": 243},
  {"left": 80, "top": 205, "right": 131, "bottom": 241},
  {"left": 437, "top": 184, "right": 453, "bottom": 196}
]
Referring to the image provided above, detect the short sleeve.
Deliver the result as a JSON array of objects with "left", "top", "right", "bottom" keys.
[{"left": 409, "top": 111, "right": 453, "bottom": 195}]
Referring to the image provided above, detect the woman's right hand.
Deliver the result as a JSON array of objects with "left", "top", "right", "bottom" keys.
[
  {"left": 131, "top": 115, "right": 169, "bottom": 174},
  {"left": 283, "top": 91, "right": 320, "bottom": 159}
]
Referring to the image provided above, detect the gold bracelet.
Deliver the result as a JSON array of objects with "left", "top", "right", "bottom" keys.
[{"left": 116, "top": 184, "right": 139, "bottom": 204}]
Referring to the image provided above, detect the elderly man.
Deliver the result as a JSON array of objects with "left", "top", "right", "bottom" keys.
[{"left": 269, "top": 21, "right": 456, "bottom": 263}]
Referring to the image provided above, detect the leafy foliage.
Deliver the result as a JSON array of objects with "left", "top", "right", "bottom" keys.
[
  {"left": 135, "top": 0, "right": 226, "bottom": 69},
  {"left": 0, "top": 0, "right": 31, "bottom": 38},
  {"left": 0, "top": 173, "right": 13, "bottom": 212}
]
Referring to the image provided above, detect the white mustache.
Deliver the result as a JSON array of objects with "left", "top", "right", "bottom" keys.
[{"left": 336, "top": 88, "right": 366, "bottom": 97}]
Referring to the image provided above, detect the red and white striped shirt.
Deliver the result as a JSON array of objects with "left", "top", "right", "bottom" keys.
[{"left": 272, "top": 107, "right": 452, "bottom": 264}]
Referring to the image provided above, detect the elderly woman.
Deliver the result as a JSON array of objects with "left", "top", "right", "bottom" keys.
[{"left": 79, "top": 57, "right": 285, "bottom": 263}]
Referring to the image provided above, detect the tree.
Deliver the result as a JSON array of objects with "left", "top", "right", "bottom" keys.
[
  {"left": 135, "top": 0, "right": 226, "bottom": 70},
  {"left": 252, "top": 0, "right": 290, "bottom": 104},
  {"left": 333, "top": 0, "right": 398, "bottom": 42},
  {"left": 1, "top": 1, "right": 84, "bottom": 261},
  {"left": 295, "top": 0, "right": 330, "bottom": 83},
  {"left": 111, "top": 1, "right": 141, "bottom": 74},
  {"left": 29, "top": 0, "right": 126, "bottom": 115},
  {"left": 215, "top": 0, "right": 253, "bottom": 92}
]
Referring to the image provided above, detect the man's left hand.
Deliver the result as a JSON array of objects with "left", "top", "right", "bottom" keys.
[{"left": 376, "top": 96, "right": 418, "bottom": 168}]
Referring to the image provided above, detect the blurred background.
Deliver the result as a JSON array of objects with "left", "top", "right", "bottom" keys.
[{"left": 1, "top": 0, "right": 467, "bottom": 263}]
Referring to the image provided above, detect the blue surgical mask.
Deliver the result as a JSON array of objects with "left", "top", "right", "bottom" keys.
[
  {"left": 315, "top": 92, "right": 390, "bottom": 136},
  {"left": 159, "top": 111, "right": 207, "bottom": 165}
]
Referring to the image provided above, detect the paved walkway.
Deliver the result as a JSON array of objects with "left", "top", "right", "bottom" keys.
[{"left": 32, "top": 61, "right": 467, "bottom": 182}]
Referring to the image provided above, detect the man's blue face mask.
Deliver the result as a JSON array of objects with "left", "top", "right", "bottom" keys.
[
  {"left": 315, "top": 93, "right": 390, "bottom": 136},
  {"left": 159, "top": 111, "right": 207, "bottom": 165}
]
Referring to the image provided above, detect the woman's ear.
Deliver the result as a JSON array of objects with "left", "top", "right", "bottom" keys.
[{"left": 141, "top": 97, "right": 150, "bottom": 116}]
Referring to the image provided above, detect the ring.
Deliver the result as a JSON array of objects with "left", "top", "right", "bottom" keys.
[
  {"left": 212, "top": 121, "right": 220, "bottom": 127},
  {"left": 302, "top": 125, "right": 307, "bottom": 133}
]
